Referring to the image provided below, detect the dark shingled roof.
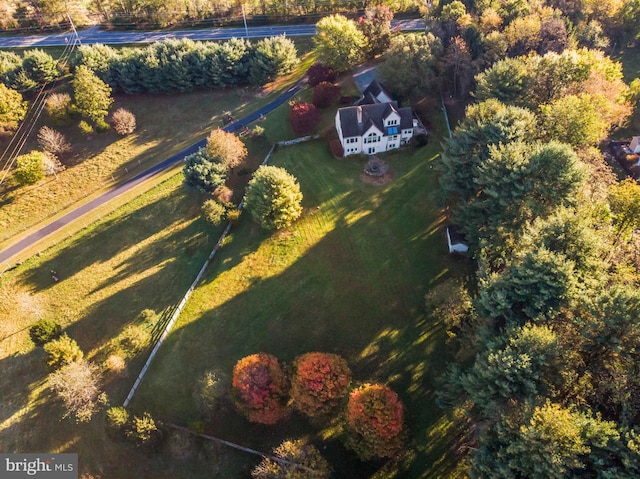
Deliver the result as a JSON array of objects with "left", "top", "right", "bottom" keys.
[
  {"left": 338, "top": 102, "right": 413, "bottom": 139},
  {"left": 357, "top": 79, "right": 394, "bottom": 106}
]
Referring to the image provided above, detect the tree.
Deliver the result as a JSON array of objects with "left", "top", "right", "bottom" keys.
[
  {"left": 194, "top": 369, "right": 228, "bottom": 417},
  {"left": 231, "top": 353, "right": 289, "bottom": 424},
  {"left": 244, "top": 165, "right": 303, "bottom": 230},
  {"left": 182, "top": 148, "right": 228, "bottom": 193},
  {"left": 252, "top": 440, "right": 332, "bottom": 479},
  {"left": 345, "top": 383, "right": 404, "bottom": 460},
  {"left": 29, "top": 318, "right": 62, "bottom": 345},
  {"left": 44, "top": 334, "right": 84, "bottom": 368},
  {"left": 8, "top": 49, "right": 60, "bottom": 91},
  {"left": 205, "top": 129, "right": 247, "bottom": 169},
  {"left": 313, "top": 15, "right": 365, "bottom": 73},
  {"left": 14, "top": 151, "right": 46, "bottom": 185},
  {"left": 289, "top": 102, "right": 320, "bottom": 135},
  {"left": 0, "top": 83, "right": 27, "bottom": 133},
  {"left": 290, "top": 352, "right": 351, "bottom": 416},
  {"left": 48, "top": 359, "right": 101, "bottom": 422},
  {"left": 72, "top": 43, "right": 120, "bottom": 85},
  {"left": 45, "top": 92, "right": 72, "bottom": 125},
  {"left": 37, "top": 126, "right": 71, "bottom": 157},
  {"left": 358, "top": 6, "right": 394, "bottom": 58},
  {"left": 378, "top": 33, "right": 443, "bottom": 101},
  {"left": 441, "top": 36, "right": 474, "bottom": 98},
  {"left": 312, "top": 82, "right": 340, "bottom": 108},
  {"left": 248, "top": 35, "right": 298, "bottom": 85},
  {"left": 608, "top": 178, "right": 640, "bottom": 242},
  {"left": 126, "top": 412, "right": 163, "bottom": 448},
  {"left": 73, "top": 65, "right": 113, "bottom": 124},
  {"left": 111, "top": 107, "right": 136, "bottom": 135},
  {"left": 474, "top": 57, "right": 532, "bottom": 107},
  {"left": 306, "top": 63, "right": 336, "bottom": 87}
]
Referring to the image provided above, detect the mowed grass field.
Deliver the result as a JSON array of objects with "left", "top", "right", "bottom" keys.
[{"left": 133, "top": 133, "right": 469, "bottom": 477}]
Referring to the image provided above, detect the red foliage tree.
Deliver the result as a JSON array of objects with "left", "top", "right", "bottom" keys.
[
  {"left": 231, "top": 353, "right": 289, "bottom": 425},
  {"left": 289, "top": 102, "right": 320, "bottom": 136},
  {"left": 290, "top": 352, "right": 351, "bottom": 417},
  {"left": 307, "top": 63, "right": 337, "bottom": 87},
  {"left": 345, "top": 383, "right": 404, "bottom": 459},
  {"left": 313, "top": 82, "right": 341, "bottom": 108}
]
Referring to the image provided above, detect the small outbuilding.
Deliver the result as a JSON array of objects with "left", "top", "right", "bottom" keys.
[{"left": 446, "top": 226, "right": 468, "bottom": 254}]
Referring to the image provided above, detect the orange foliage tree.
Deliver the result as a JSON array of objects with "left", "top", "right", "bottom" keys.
[
  {"left": 231, "top": 353, "right": 289, "bottom": 425},
  {"left": 345, "top": 383, "right": 404, "bottom": 459},
  {"left": 290, "top": 352, "right": 352, "bottom": 417}
]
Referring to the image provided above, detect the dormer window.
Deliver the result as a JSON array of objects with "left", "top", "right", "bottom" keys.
[{"left": 386, "top": 119, "right": 398, "bottom": 126}]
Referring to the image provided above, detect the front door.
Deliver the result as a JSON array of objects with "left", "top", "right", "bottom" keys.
[{"left": 368, "top": 147, "right": 375, "bottom": 154}]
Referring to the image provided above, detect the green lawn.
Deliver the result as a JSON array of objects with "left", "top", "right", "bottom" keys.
[{"left": 133, "top": 134, "right": 468, "bottom": 477}]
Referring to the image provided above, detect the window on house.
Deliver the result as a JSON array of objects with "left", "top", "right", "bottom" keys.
[
  {"left": 386, "top": 119, "right": 398, "bottom": 126},
  {"left": 364, "top": 133, "right": 379, "bottom": 144}
]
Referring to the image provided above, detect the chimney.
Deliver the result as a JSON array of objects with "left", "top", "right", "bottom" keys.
[{"left": 357, "top": 106, "right": 362, "bottom": 124}]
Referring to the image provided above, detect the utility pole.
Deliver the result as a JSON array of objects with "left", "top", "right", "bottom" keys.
[{"left": 242, "top": 5, "right": 249, "bottom": 38}]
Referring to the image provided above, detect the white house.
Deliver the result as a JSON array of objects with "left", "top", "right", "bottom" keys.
[
  {"left": 335, "top": 80, "right": 415, "bottom": 156},
  {"left": 446, "top": 226, "right": 468, "bottom": 254}
]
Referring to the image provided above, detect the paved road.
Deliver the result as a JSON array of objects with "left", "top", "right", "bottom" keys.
[
  {"left": 0, "top": 78, "right": 305, "bottom": 268},
  {"left": 0, "top": 19, "right": 425, "bottom": 47}
]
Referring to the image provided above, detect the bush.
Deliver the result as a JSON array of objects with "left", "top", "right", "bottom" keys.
[
  {"left": 345, "top": 383, "right": 404, "bottom": 460},
  {"left": 14, "top": 151, "right": 45, "bottom": 185},
  {"left": 202, "top": 199, "right": 226, "bottom": 226},
  {"left": 252, "top": 439, "right": 332, "bottom": 479},
  {"left": 30, "top": 318, "right": 62, "bottom": 345},
  {"left": 45, "top": 92, "right": 73, "bottom": 125},
  {"left": 252, "top": 125, "right": 265, "bottom": 137},
  {"left": 290, "top": 352, "right": 351, "bottom": 417},
  {"left": 244, "top": 165, "right": 303, "bottom": 230},
  {"left": 183, "top": 148, "right": 228, "bottom": 193},
  {"left": 111, "top": 107, "right": 136, "bottom": 135},
  {"left": 410, "top": 133, "right": 428, "bottom": 148},
  {"left": 226, "top": 208, "right": 242, "bottom": 224},
  {"left": 231, "top": 353, "right": 289, "bottom": 424},
  {"left": 95, "top": 118, "right": 110, "bottom": 132},
  {"left": 106, "top": 406, "right": 129, "bottom": 432},
  {"left": 289, "top": 102, "right": 320, "bottom": 136},
  {"left": 78, "top": 120, "right": 94, "bottom": 135},
  {"left": 307, "top": 63, "right": 337, "bottom": 87},
  {"left": 194, "top": 369, "right": 228, "bottom": 416},
  {"left": 44, "top": 334, "right": 84, "bottom": 368},
  {"left": 37, "top": 126, "right": 71, "bottom": 157},
  {"left": 119, "top": 324, "right": 151, "bottom": 356},
  {"left": 312, "top": 82, "right": 341, "bottom": 108},
  {"left": 330, "top": 139, "right": 344, "bottom": 158},
  {"left": 126, "top": 412, "right": 163, "bottom": 448}
]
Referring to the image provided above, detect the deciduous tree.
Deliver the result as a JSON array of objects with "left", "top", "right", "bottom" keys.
[
  {"left": 313, "top": 15, "right": 365, "bottom": 73},
  {"left": 358, "top": 6, "right": 393, "bottom": 58},
  {"left": 252, "top": 439, "right": 331, "bottom": 479},
  {"left": 48, "top": 359, "right": 101, "bottom": 422},
  {"left": 0, "top": 83, "right": 27, "bottom": 133},
  {"left": 73, "top": 65, "right": 113, "bottom": 124},
  {"left": 205, "top": 129, "right": 247, "bottom": 169},
  {"left": 14, "top": 150, "right": 46, "bottom": 185}
]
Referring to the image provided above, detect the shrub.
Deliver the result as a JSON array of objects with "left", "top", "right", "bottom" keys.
[
  {"left": 126, "top": 412, "right": 163, "bottom": 448},
  {"left": 252, "top": 439, "right": 332, "bottom": 479},
  {"left": 45, "top": 92, "right": 73, "bottom": 125},
  {"left": 410, "top": 133, "right": 428, "bottom": 148},
  {"left": 307, "top": 63, "right": 337, "bottom": 87},
  {"left": 330, "top": 139, "right": 344, "bottom": 158},
  {"left": 194, "top": 369, "right": 228, "bottom": 416},
  {"left": 213, "top": 185, "right": 233, "bottom": 204},
  {"left": 78, "top": 120, "right": 94, "bottom": 135},
  {"left": 119, "top": 324, "right": 151, "bottom": 356},
  {"left": 226, "top": 208, "right": 242, "bottom": 224},
  {"left": 244, "top": 165, "right": 303, "bottom": 230},
  {"left": 111, "top": 107, "right": 136, "bottom": 135},
  {"left": 48, "top": 359, "right": 101, "bottom": 422},
  {"left": 14, "top": 151, "right": 45, "bottom": 185},
  {"left": 37, "top": 126, "right": 71, "bottom": 157},
  {"left": 313, "top": 82, "right": 341, "bottom": 108},
  {"left": 290, "top": 352, "right": 351, "bottom": 417},
  {"left": 345, "top": 383, "right": 404, "bottom": 460},
  {"left": 183, "top": 148, "right": 228, "bottom": 193},
  {"left": 30, "top": 318, "right": 62, "bottom": 345},
  {"left": 231, "top": 353, "right": 289, "bottom": 424},
  {"left": 0, "top": 83, "right": 27, "bottom": 133},
  {"left": 106, "top": 406, "right": 129, "bottom": 432},
  {"left": 44, "top": 334, "right": 84, "bottom": 368},
  {"left": 202, "top": 199, "right": 226, "bottom": 226},
  {"left": 252, "top": 125, "right": 265, "bottom": 137},
  {"left": 289, "top": 102, "right": 320, "bottom": 135},
  {"left": 42, "top": 153, "right": 64, "bottom": 177},
  {"left": 95, "top": 118, "right": 110, "bottom": 132}
]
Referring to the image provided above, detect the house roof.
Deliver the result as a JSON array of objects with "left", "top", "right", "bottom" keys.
[
  {"left": 338, "top": 102, "right": 413, "bottom": 139},
  {"left": 357, "top": 80, "right": 394, "bottom": 106},
  {"left": 447, "top": 225, "right": 467, "bottom": 245}
]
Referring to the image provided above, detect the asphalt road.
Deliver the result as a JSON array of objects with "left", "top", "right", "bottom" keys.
[
  {"left": 0, "top": 78, "right": 306, "bottom": 268},
  {"left": 0, "top": 19, "right": 425, "bottom": 47}
]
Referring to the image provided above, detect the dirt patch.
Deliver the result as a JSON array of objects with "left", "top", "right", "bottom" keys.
[{"left": 360, "top": 170, "right": 394, "bottom": 186}]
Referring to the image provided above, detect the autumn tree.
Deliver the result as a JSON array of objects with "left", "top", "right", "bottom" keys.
[
  {"left": 289, "top": 102, "right": 320, "bottom": 135},
  {"left": 232, "top": 353, "right": 289, "bottom": 424},
  {"left": 205, "top": 129, "right": 247, "bottom": 169},
  {"left": 290, "top": 352, "right": 351, "bottom": 416},
  {"left": 313, "top": 15, "right": 365, "bottom": 73},
  {"left": 358, "top": 6, "right": 394, "bottom": 58},
  {"left": 111, "top": 107, "right": 136, "bottom": 135},
  {"left": 312, "top": 82, "right": 340, "bottom": 108},
  {"left": 608, "top": 178, "right": 640, "bottom": 243},
  {"left": 379, "top": 33, "right": 442, "bottom": 101},
  {"left": 44, "top": 334, "right": 84, "bottom": 368},
  {"left": 37, "top": 126, "right": 71, "bottom": 157},
  {"left": 14, "top": 151, "right": 46, "bottom": 185},
  {"left": 306, "top": 63, "right": 336, "bottom": 87},
  {"left": 73, "top": 65, "right": 113, "bottom": 125},
  {"left": 252, "top": 440, "right": 331, "bottom": 479},
  {"left": 48, "top": 359, "right": 101, "bottom": 422},
  {"left": 0, "top": 83, "right": 27, "bottom": 133},
  {"left": 244, "top": 165, "right": 303, "bottom": 230}
]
